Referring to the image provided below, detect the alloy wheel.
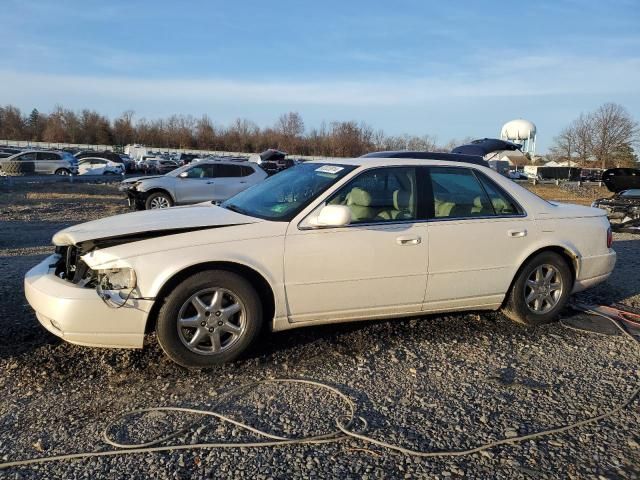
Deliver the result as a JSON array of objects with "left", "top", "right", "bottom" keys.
[
  {"left": 524, "top": 264, "right": 564, "bottom": 314},
  {"left": 176, "top": 288, "right": 247, "bottom": 355},
  {"left": 149, "top": 196, "right": 170, "bottom": 209}
]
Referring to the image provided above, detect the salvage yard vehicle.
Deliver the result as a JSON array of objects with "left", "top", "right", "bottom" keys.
[
  {"left": 25, "top": 155, "right": 617, "bottom": 368},
  {"left": 119, "top": 158, "right": 267, "bottom": 210},
  {"left": 0, "top": 150, "right": 78, "bottom": 175},
  {"left": 592, "top": 189, "right": 640, "bottom": 233},
  {"left": 78, "top": 157, "right": 124, "bottom": 175}
]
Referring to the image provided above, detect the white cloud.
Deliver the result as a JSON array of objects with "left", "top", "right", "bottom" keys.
[{"left": 1, "top": 54, "right": 638, "bottom": 108}]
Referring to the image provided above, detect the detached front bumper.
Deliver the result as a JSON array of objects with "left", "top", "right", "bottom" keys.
[{"left": 24, "top": 254, "right": 153, "bottom": 348}]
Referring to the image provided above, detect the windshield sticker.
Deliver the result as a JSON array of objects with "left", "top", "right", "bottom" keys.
[{"left": 315, "top": 165, "right": 344, "bottom": 174}]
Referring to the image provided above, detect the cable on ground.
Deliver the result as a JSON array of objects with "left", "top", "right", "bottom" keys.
[{"left": 0, "top": 304, "right": 638, "bottom": 470}]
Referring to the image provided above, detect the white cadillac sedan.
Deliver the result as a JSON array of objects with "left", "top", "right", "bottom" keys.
[{"left": 25, "top": 156, "right": 616, "bottom": 368}]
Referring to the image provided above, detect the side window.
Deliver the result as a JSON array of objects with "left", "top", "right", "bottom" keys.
[
  {"left": 328, "top": 167, "right": 417, "bottom": 223},
  {"left": 184, "top": 165, "right": 213, "bottom": 178},
  {"left": 37, "top": 152, "right": 61, "bottom": 161},
  {"left": 17, "top": 152, "right": 36, "bottom": 161},
  {"left": 429, "top": 167, "right": 493, "bottom": 219},
  {"left": 475, "top": 172, "right": 521, "bottom": 215},
  {"left": 240, "top": 166, "right": 254, "bottom": 176},
  {"left": 216, "top": 164, "right": 243, "bottom": 177}
]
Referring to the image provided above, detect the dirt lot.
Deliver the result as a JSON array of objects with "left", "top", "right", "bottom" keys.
[{"left": 0, "top": 182, "right": 639, "bottom": 479}]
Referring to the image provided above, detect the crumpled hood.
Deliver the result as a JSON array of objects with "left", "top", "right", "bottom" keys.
[
  {"left": 52, "top": 203, "right": 259, "bottom": 246},
  {"left": 120, "top": 175, "right": 164, "bottom": 185}
]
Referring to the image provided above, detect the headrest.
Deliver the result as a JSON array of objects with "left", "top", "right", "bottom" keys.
[
  {"left": 393, "top": 190, "right": 411, "bottom": 210},
  {"left": 347, "top": 187, "right": 372, "bottom": 207},
  {"left": 492, "top": 198, "right": 509, "bottom": 213},
  {"left": 473, "top": 196, "right": 484, "bottom": 208}
]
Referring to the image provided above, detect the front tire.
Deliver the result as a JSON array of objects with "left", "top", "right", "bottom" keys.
[
  {"left": 145, "top": 191, "right": 173, "bottom": 209},
  {"left": 156, "top": 270, "right": 263, "bottom": 368},
  {"left": 55, "top": 168, "right": 70, "bottom": 176},
  {"left": 502, "top": 251, "right": 573, "bottom": 326}
]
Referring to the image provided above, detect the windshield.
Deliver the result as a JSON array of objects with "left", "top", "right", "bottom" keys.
[{"left": 221, "top": 163, "right": 356, "bottom": 221}]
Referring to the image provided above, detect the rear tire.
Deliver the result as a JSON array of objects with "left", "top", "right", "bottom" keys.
[
  {"left": 55, "top": 168, "right": 70, "bottom": 176},
  {"left": 156, "top": 270, "right": 263, "bottom": 368},
  {"left": 502, "top": 251, "right": 573, "bottom": 326},
  {"left": 145, "top": 191, "right": 173, "bottom": 209}
]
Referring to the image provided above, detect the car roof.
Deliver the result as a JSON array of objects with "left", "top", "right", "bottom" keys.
[
  {"left": 307, "top": 156, "right": 492, "bottom": 169},
  {"left": 361, "top": 151, "right": 489, "bottom": 167},
  {"left": 199, "top": 159, "right": 253, "bottom": 166}
]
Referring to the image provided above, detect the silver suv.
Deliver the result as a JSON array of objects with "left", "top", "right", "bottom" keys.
[
  {"left": 0, "top": 150, "right": 79, "bottom": 175},
  {"left": 120, "top": 159, "right": 268, "bottom": 210}
]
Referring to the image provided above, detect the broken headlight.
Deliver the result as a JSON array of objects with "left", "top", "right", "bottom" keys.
[
  {"left": 96, "top": 267, "right": 137, "bottom": 308},
  {"left": 98, "top": 267, "right": 137, "bottom": 290}
]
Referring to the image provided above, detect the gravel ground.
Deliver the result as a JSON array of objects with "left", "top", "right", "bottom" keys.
[{"left": 0, "top": 183, "right": 639, "bottom": 479}]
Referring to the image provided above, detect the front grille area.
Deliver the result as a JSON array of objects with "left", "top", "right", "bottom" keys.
[
  {"left": 54, "top": 245, "right": 95, "bottom": 285},
  {"left": 54, "top": 245, "right": 77, "bottom": 280}
]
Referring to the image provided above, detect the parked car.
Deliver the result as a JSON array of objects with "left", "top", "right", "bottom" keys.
[
  {"left": 580, "top": 168, "right": 603, "bottom": 182},
  {"left": 119, "top": 159, "right": 268, "bottom": 210},
  {"left": 141, "top": 158, "right": 161, "bottom": 174},
  {"left": 118, "top": 154, "right": 134, "bottom": 173},
  {"left": 174, "top": 153, "right": 200, "bottom": 166},
  {"left": 591, "top": 188, "right": 640, "bottom": 233},
  {"left": 25, "top": 154, "right": 616, "bottom": 368},
  {"left": 257, "top": 149, "right": 296, "bottom": 174},
  {"left": 76, "top": 150, "right": 128, "bottom": 170},
  {"left": 0, "top": 150, "right": 78, "bottom": 175},
  {"left": 0, "top": 147, "right": 22, "bottom": 158},
  {"left": 135, "top": 155, "right": 164, "bottom": 173},
  {"left": 155, "top": 159, "right": 179, "bottom": 174},
  {"left": 602, "top": 168, "right": 640, "bottom": 193},
  {"left": 508, "top": 170, "right": 528, "bottom": 180},
  {"left": 78, "top": 158, "right": 124, "bottom": 175}
]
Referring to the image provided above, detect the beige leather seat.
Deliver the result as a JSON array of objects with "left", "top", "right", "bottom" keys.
[
  {"left": 491, "top": 197, "right": 512, "bottom": 214},
  {"left": 471, "top": 196, "right": 493, "bottom": 215},
  {"left": 377, "top": 190, "right": 414, "bottom": 220},
  {"left": 434, "top": 198, "right": 456, "bottom": 217},
  {"left": 346, "top": 187, "right": 375, "bottom": 221}
]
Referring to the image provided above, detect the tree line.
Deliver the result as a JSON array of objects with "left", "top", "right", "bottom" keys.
[
  {"left": 550, "top": 103, "right": 638, "bottom": 168},
  {"left": 0, "top": 105, "right": 455, "bottom": 157},
  {"left": 2, "top": 102, "right": 637, "bottom": 163}
]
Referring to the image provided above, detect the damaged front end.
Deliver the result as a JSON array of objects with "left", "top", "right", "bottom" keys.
[{"left": 53, "top": 242, "right": 138, "bottom": 308}]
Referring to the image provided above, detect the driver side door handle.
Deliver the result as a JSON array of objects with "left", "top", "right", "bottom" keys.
[{"left": 396, "top": 236, "right": 421, "bottom": 245}]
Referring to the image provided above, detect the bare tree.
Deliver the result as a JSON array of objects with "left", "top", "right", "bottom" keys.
[
  {"left": 0, "top": 105, "right": 26, "bottom": 140},
  {"left": 113, "top": 110, "right": 135, "bottom": 146},
  {"left": 590, "top": 103, "right": 638, "bottom": 169},
  {"left": 550, "top": 125, "right": 576, "bottom": 165}
]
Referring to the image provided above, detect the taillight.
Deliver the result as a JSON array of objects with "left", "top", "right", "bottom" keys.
[{"left": 607, "top": 226, "right": 613, "bottom": 249}]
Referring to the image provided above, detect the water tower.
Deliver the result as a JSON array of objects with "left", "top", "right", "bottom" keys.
[{"left": 500, "top": 119, "right": 537, "bottom": 157}]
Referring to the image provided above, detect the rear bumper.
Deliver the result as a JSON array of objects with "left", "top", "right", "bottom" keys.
[
  {"left": 24, "top": 254, "right": 153, "bottom": 348},
  {"left": 572, "top": 250, "right": 617, "bottom": 293}
]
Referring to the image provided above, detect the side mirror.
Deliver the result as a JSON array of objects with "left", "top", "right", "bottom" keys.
[
  {"left": 178, "top": 171, "right": 188, "bottom": 178},
  {"left": 316, "top": 205, "right": 351, "bottom": 227}
]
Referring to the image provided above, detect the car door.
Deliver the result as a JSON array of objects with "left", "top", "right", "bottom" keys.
[
  {"left": 35, "top": 152, "right": 61, "bottom": 174},
  {"left": 423, "top": 166, "right": 533, "bottom": 311},
  {"left": 10, "top": 152, "right": 36, "bottom": 171},
  {"left": 173, "top": 164, "right": 216, "bottom": 204},
  {"left": 284, "top": 166, "right": 429, "bottom": 323},
  {"left": 211, "top": 164, "right": 249, "bottom": 201},
  {"left": 78, "top": 159, "right": 91, "bottom": 174}
]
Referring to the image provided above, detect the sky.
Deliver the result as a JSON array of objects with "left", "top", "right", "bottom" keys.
[{"left": 1, "top": 0, "right": 639, "bottom": 151}]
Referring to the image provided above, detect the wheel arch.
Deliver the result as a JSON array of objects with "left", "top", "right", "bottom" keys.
[
  {"left": 143, "top": 187, "right": 176, "bottom": 203},
  {"left": 145, "top": 261, "right": 276, "bottom": 334},
  {"left": 503, "top": 245, "right": 578, "bottom": 307}
]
